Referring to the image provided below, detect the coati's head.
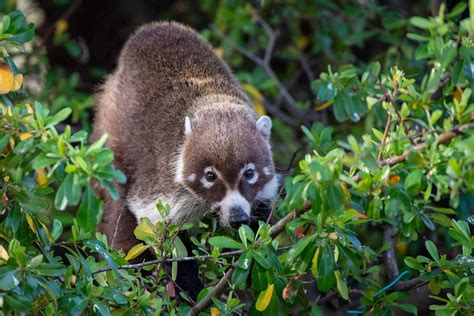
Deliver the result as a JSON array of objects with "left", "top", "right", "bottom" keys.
[{"left": 176, "top": 104, "right": 278, "bottom": 228}]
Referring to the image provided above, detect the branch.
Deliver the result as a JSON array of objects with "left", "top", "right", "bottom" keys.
[
  {"left": 381, "top": 122, "right": 474, "bottom": 167},
  {"left": 188, "top": 267, "right": 235, "bottom": 316},
  {"left": 377, "top": 114, "right": 393, "bottom": 160},
  {"left": 210, "top": 24, "right": 305, "bottom": 120},
  {"left": 383, "top": 225, "right": 399, "bottom": 280},
  {"left": 93, "top": 246, "right": 293, "bottom": 274}
]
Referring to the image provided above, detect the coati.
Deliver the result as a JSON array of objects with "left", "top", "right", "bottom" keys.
[{"left": 92, "top": 21, "right": 278, "bottom": 294}]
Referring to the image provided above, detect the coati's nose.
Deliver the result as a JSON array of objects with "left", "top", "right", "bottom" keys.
[{"left": 229, "top": 206, "right": 250, "bottom": 228}]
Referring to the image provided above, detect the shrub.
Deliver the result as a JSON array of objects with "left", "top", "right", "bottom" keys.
[{"left": 1, "top": 1, "right": 473, "bottom": 315}]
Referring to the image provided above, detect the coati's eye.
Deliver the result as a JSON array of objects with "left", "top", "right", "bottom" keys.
[
  {"left": 205, "top": 171, "right": 216, "bottom": 182},
  {"left": 244, "top": 169, "right": 254, "bottom": 179}
]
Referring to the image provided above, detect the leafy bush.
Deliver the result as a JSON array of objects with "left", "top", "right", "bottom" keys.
[{"left": 1, "top": 1, "right": 474, "bottom": 316}]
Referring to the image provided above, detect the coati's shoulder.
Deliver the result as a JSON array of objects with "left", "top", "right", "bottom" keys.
[{"left": 115, "top": 21, "right": 247, "bottom": 102}]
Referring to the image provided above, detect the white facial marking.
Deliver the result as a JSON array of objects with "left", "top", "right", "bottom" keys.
[
  {"left": 256, "top": 115, "right": 272, "bottom": 137},
  {"left": 257, "top": 174, "right": 279, "bottom": 201},
  {"left": 219, "top": 190, "right": 251, "bottom": 226},
  {"left": 263, "top": 166, "right": 272, "bottom": 176},
  {"left": 242, "top": 163, "right": 258, "bottom": 184},
  {"left": 184, "top": 116, "right": 192, "bottom": 135},
  {"left": 187, "top": 173, "right": 196, "bottom": 182},
  {"left": 201, "top": 166, "right": 216, "bottom": 189}
]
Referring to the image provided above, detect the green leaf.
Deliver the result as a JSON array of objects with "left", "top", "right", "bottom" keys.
[
  {"left": 333, "top": 93, "right": 348, "bottom": 122},
  {"left": 47, "top": 108, "right": 72, "bottom": 126},
  {"left": 54, "top": 178, "right": 68, "bottom": 211},
  {"left": 394, "top": 303, "right": 418, "bottom": 315},
  {"left": 208, "top": 236, "right": 244, "bottom": 249},
  {"left": 410, "top": 17, "right": 433, "bottom": 29},
  {"left": 77, "top": 184, "right": 101, "bottom": 231},
  {"left": 425, "top": 240, "right": 439, "bottom": 262},
  {"left": 447, "top": 2, "right": 467, "bottom": 18},
  {"left": 51, "top": 219, "right": 63, "bottom": 241},
  {"left": 334, "top": 270, "right": 349, "bottom": 300},
  {"left": 288, "top": 236, "right": 313, "bottom": 262},
  {"left": 85, "top": 239, "right": 118, "bottom": 275},
  {"left": 251, "top": 250, "right": 271, "bottom": 269},
  {"left": 404, "top": 169, "right": 423, "bottom": 195},
  {"left": 64, "top": 173, "right": 81, "bottom": 206},
  {"left": 317, "top": 245, "right": 335, "bottom": 292}
]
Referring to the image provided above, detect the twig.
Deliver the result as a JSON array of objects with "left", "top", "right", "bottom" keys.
[
  {"left": 210, "top": 24, "right": 305, "bottom": 120},
  {"left": 381, "top": 122, "right": 474, "bottom": 167},
  {"left": 41, "top": 0, "right": 82, "bottom": 44},
  {"left": 93, "top": 246, "right": 293, "bottom": 274},
  {"left": 188, "top": 267, "right": 235, "bottom": 316},
  {"left": 377, "top": 114, "right": 393, "bottom": 160},
  {"left": 298, "top": 53, "right": 316, "bottom": 83},
  {"left": 383, "top": 225, "right": 399, "bottom": 280},
  {"left": 393, "top": 277, "right": 428, "bottom": 291}
]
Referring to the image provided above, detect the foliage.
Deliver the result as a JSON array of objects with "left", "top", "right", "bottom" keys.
[{"left": 1, "top": 1, "right": 474, "bottom": 316}]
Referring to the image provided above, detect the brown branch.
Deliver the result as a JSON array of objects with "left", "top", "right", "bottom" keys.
[
  {"left": 93, "top": 246, "right": 293, "bottom": 274},
  {"left": 210, "top": 24, "right": 305, "bottom": 120},
  {"left": 188, "top": 267, "right": 235, "bottom": 316},
  {"left": 383, "top": 225, "right": 399, "bottom": 280},
  {"left": 377, "top": 114, "right": 393, "bottom": 160},
  {"left": 381, "top": 122, "right": 474, "bottom": 167},
  {"left": 393, "top": 277, "right": 428, "bottom": 291}
]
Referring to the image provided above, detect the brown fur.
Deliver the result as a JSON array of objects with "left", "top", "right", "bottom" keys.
[{"left": 92, "top": 21, "right": 275, "bottom": 253}]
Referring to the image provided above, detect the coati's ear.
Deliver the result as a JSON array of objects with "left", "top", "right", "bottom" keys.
[
  {"left": 256, "top": 115, "right": 272, "bottom": 137},
  {"left": 184, "top": 116, "right": 192, "bottom": 136}
]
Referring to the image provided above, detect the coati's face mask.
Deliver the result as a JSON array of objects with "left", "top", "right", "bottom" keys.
[{"left": 177, "top": 112, "right": 279, "bottom": 228}]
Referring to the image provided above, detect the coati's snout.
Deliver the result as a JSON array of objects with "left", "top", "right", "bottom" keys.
[
  {"left": 176, "top": 106, "right": 279, "bottom": 228},
  {"left": 228, "top": 206, "right": 250, "bottom": 228}
]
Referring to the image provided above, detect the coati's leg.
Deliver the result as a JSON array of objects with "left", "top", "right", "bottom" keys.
[
  {"left": 173, "top": 232, "right": 203, "bottom": 300},
  {"left": 98, "top": 194, "right": 203, "bottom": 299}
]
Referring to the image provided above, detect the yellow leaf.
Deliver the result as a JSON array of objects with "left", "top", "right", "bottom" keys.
[
  {"left": 25, "top": 103, "right": 34, "bottom": 113},
  {"left": 311, "top": 246, "right": 320, "bottom": 277},
  {"left": 124, "top": 243, "right": 149, "bottom": 261},
  {"left": 19, "top": 132, "right": 32, "bottom": 141},
  {"left": 36, "top": 168, "right": 48, "bottom": 187},
  {"left": 55, "top": 19, "right": 68, "bottom": 37},
  {"left": 339, "top": 183, "right": 351, "bottom": 201},
  {"left": 388, "top": 174, "right": 400, "bottom": 186},
  {"left": 215, "top": 47, "right": 223, "bottom": 58},
  {"left": 40, "top": 222, "right": 52, "bottom": 241},
  {"left": 315, "top": 99, "right": 333, "bottom": 111},
  {"left": 211, "top": 307, "right": 219, "bottom": 316},
  {"left": 0, "top": 63, "right": 14, "bottom": 94},
  {"left": 256, "top": 283, "right": 274, "bottom": 312},
  {"left": 254, "top": 100, "right": 266, "bottom": 116},
  {"left": 296, "top": 36, "right": 310, "bottom": 49},
  {"left": 11, "top": 74, "right": 23, "bottom": 92},
  {"left": 453, "top": 86, "right": 462, "bottom": 103},
  {"left": 242, "top": 83, "right": 266, "bottom": 115},
  {"left": 25, "top": 213, "right": 37, "bottom": 233},
  {"left": 0, "top": 245, "right": 9, "bottom": 262},
  {"left": 328, "top": 232, "right": 338, "bottom": 240}
]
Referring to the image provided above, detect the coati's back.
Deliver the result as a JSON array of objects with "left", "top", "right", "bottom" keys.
[
  {"left": 93, "top": 21, "right": 278, "bottom": 253},
  {"left": 93, "top": 21, "right": 248, "bottom": 175}
]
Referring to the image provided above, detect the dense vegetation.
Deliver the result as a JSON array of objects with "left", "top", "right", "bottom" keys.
[{"left": 1, "top": 1, "right": 473, "bottom": 315}]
